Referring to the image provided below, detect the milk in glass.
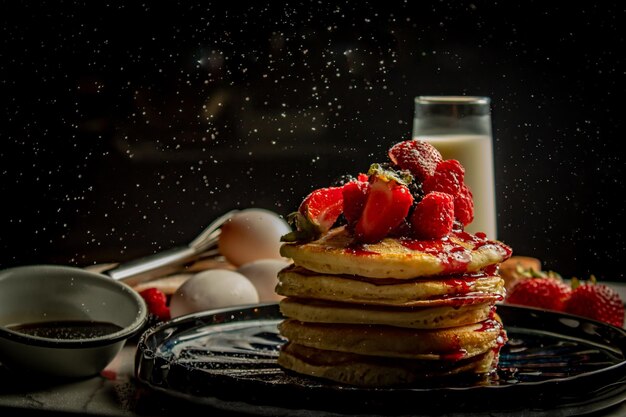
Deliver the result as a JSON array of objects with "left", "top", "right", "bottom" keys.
[{"left": 412, "top": 96, "right": 497, "bottom": 239}]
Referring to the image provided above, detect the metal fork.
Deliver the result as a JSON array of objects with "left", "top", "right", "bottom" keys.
[{"left": 103, "top": 210, "right": 239, "bottom": 286}]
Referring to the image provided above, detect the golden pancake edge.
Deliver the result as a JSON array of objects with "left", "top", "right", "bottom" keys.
[
  {"left": 279, "top": 226, "right": 512, "bottom": 279},
  {"left": 277, "top": 265, "right": 505, "bottom": 306},
  {"left": 278, "top": 343, "right": 497, "bottom": 387},
  {"left": 279, "top": 318, "right": 503, "bottom": 360}
]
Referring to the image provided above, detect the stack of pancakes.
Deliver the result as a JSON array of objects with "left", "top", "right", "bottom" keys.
[{"left": 276, "top": 226, "right": 512, "bottom": 386}]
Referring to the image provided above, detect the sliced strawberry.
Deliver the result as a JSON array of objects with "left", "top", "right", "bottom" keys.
[
  {"left": 410, "top": 191, "right": 455, "bottom": 239},
  {"left": 388, "top": 139, "right": 443, "bottom": 181},
  {"left": 281, "top": 186, "right": 344, "bottom": 242},
  {"left": 354, "top": 166, "right": 414, "bottom": 244},
  {"left": 299, "top": 186, "right": 344, "bottom": 230},
  {"left": 342, "top": 179, "right": 370, "bottom": 227}
]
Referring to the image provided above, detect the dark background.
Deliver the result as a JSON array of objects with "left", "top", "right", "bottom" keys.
[{"left": 1, "top": 1, "right": 624, "bottom": 282}]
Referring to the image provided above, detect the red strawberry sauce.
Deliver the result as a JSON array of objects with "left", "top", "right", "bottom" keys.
[
  {"left": 444, "top": 277, "right": 475, "bottom": 293},
  {"left": 440, "top": 350, "right": 468, "bottom": 361},
  {"left": 398, "top": 231, "right": 511, "bottom": 274},
  {"left": 475, "top": 319, "right": 499, "bottom": 332},
  {"left": 438, "top": 316, "right": 502, "bottom": 362},
  {"left": 398, "top": 237, "right": 471, "bottom": 274},
  {"left": 342, "top": 232, "right": 510, "bottom": 268}
]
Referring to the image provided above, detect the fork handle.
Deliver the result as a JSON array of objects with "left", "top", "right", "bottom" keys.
[{"left": 104, "top": 246, "right": 198, "bottom": 286}]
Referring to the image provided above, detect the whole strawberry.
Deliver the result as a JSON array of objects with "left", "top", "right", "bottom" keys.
[
  {"left": 564, "top": 277, "right": 624, "bottom": 328},
  {"left": 139, "top": 288, "right": 171, "bottom": 321},
  {"left": 505, "top": 277, "right": 572, "bottom": 312},
  {"left": 388, "top": 139, "right": 442, "bottom": 181}
]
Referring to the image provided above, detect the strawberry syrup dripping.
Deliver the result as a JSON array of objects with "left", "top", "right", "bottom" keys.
[
  {"left": 439, "top": 269, "right": 495, "bottom": 290},
  {"left": 482, "top": 264, "right": 499, "bottom": 276},
  {"left": 428, "top": 293, "right": 502, "bottom": 306},
  {"left": 439, "top": 350, "right": 468, "bottom": 361},
  {"left": 463, "top": 231, "right": 513, "bottom": 259},
  {"left": 454, "top": 231, "right": 512, "bottom": 259},
  {"left": 475, "top": 319, "right": 499, "bottom": 332},
  {"left": 442, "top": 277, "right": 477, "bottom": 293},
  {"left": 399, "top": 232, "right": 511, "bottom": 274},
  {"left": 399, "top": 236, "right": 471, "bottom": 274}
]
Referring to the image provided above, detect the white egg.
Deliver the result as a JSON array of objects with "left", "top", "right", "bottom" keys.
[
  {"left": 237, "top": 259, "right": 292, "bottom": 302},
  {"left": 218, "top": 208, "right": 291, "bottom": 267},
  {"left": 169, "top": 269, "right": 259, "bottom": 318}
]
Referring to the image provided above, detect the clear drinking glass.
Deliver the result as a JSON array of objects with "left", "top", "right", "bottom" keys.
[{"left": 412, "top": 96, "right": 497, "bottom": 238}]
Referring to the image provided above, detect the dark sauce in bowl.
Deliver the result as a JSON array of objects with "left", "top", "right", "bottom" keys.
[{"left": 7, "top": 320, "right": 123, "bottom": 340}]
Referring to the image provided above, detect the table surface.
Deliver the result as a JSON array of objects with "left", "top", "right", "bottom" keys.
[{"left": 2, "top": 283, "right": 626, "bottom": 417}]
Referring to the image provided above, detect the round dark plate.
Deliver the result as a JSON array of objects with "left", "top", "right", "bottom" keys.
[{"left": 135, "top": 303, "right": 626, "bottom": 416}]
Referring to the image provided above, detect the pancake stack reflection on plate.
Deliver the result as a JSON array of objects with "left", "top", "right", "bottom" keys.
[{"left": 275, "top": 139, "right": 512, "bottom": 387}]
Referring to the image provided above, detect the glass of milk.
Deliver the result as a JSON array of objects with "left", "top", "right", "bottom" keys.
[{"left": 412, "top": 96, "right": 497, "bottom": 238}]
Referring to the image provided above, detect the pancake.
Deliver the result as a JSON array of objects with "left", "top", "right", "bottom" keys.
[
  {"left": 279, "top": 298, "right": 495, "bottom": 329},
  {"left": 278, "top": 319, "right": 504, "bottom": 360},
  {"left": 280, "top": 226, "right": 512, "bottom": 279},
  {"left": 274, "top": 138, "right": 514, "bottom": 386},
  {"left": 276, "top": 265, "right": 505, "bottom": 306},
  {"left": 278, "top": 342, "right": 498, "bottom": 387}
]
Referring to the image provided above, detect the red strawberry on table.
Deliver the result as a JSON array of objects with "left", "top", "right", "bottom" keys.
[
  {"left": 388, "top": 139, "right": 443, "bottom": 181},
  {"left": 564, "top": 277, "right": 624, "bottom": 327},
  {"left": 139, "top": 288, "right": 171, "bottom": 321},
  {"left": 353, "top": 164, "right": 414, "bottom": 244},
  {"left": 505, "top": 277, "right": 572, "bottom": 312}
]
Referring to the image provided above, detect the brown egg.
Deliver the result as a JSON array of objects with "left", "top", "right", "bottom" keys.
[{"left": 218, "top": 208, "right": 291, "bottom": 267}]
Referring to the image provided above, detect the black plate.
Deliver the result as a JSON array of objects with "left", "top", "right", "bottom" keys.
[{"left": 135, "top": 303, "right": 626, "bottom": 416}]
